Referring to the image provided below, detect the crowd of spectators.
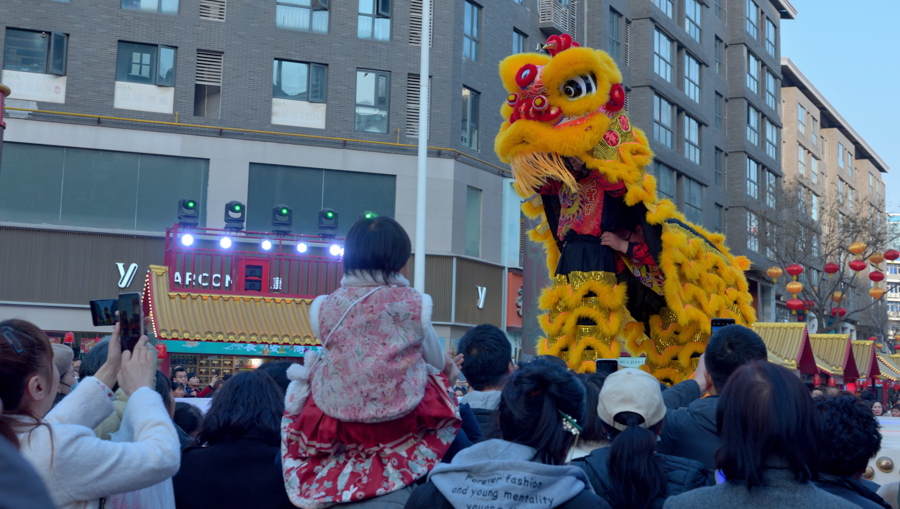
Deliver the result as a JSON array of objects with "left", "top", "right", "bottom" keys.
[{"left": 1, "top": 216, "right": 897, "bottom": 509}]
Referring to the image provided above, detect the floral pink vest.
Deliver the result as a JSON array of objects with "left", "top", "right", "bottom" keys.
[{"left": 310, "top": 285, "right": 428, "bottom": 423}]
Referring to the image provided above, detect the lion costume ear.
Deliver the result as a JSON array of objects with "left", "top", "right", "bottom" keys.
[{"left": 499, "top": 53, "right": 551, "bottom": 93}]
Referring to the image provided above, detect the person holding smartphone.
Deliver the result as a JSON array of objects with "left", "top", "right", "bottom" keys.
[{"left": 185, "top": 373, "right": 218, "bottom": 398}]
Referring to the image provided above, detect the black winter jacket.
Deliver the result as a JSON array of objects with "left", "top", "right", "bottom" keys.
[
  {"left": 573, "top": 446, "right": 709, "bottom": 509},
  {"left": 814, "top": 474, "right": 893, "bottom": 509},
  {"left": 657, "top": 379, "right": 720, "bottom": 481},
  {"left": 404, "top": 480, "right": 612, "bottom": 509}
]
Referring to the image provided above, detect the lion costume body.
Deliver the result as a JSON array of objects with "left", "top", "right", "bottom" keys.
[{"left": 496, "top": 36, "right": 756, "bottom": 384}]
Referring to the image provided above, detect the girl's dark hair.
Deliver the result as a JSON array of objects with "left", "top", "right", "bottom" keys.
[
  {"left": 575, "top": 373, "right": 607, "bottom": 442},
  {"left": 78, "top": 337, "right": 110, "bottom": 380},
  {"left": 153, "top": 371, "right": 174, "bottom": 415},
  {"left": 173, "top": 402, "right": 203, "bottom": 436},
  {"left": 0, "top": 320, "right": 55, "bottom": 448},
  {"left": 498, "top": 357, "right": 585, "bottom": 465},
  {"left": 342, "top": 216, "right": 411, "bottom": 281},
  {"left": 187, "top": 372, "right": 198, "bottom": 379},
  {"left": 604, "top": 412, "right": 666, "bottom": 509},
  {"left": 716, "top": 361, "right": 819, "bottom": 490},
  {"left": 172, "top": 382, "right": 185, "bottom": 391},
  {"left": 196, "top": 371, "right": 284, "bottom": 446}
]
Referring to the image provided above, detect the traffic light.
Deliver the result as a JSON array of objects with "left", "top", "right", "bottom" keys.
[
  {"left": 272, "top": 204, "right": 292, "bottom": 233},
  {"left": 224, "top": 201, "right": 246, "bottom": 231},
  {"left": 318, "top": 208, "right": 338, "bottom": 236},
  {"left": 177, "top": 198, "right": 199, "bottom": 227}
]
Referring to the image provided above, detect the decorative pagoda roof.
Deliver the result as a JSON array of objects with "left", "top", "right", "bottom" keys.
[
  {"left": 808, "top": 333, "right": 858, "bottom": 378},
  {"left": 751, "top": 322, "right": 817, "bottom": 375}
]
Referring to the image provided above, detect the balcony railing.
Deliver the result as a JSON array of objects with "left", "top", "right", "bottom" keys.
[
  {"left": 164, "top": 225, "right": 343, "bottom": 298},
  {"left": 539, "top": 0, "right": 577, "bottom": 36}
]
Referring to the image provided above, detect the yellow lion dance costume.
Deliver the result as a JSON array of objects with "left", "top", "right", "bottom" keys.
[{"left": 496, "top": 35, "right": 756, "bottom": 384}]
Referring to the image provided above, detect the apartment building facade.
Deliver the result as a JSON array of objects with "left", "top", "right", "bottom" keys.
[
  {"left": 0, "top": 0, "right": 550, "bottom": 348},
  {"left": 778, "top": 59, "right": 889, "bottom": 335}
]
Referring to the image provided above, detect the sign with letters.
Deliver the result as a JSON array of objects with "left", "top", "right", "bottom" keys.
[
  {"left": 2, "top": 70, "right": 67, "bottom": 104},
  {"left": 116, "top": 262, "right": 139, "bottom": 288},
  {"left": 113, "top": 82, "right": 174, "bottom": 114},
  {"left": 271, "top": 98, "right": 326, "bottom": 129}
]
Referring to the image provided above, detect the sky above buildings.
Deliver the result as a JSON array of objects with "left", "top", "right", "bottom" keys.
[{"left": 780, "top": 0, "right": 900, "bottom": 210}]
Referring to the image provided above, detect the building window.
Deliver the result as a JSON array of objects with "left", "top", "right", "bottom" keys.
[
  {"left": 654, "top": 0, "right": 673, "bottom": 17},
  {"left": 358, "top": 0, "right": 391, "bottom": 41},
  {"left": 746, "top": 157, "right": 759, "bottom": 199},
  {"left": 715, "top": 204, "right": 724, "bottom": 233},
  {"left": 747, "top": 211, "right": 759, "bottom": 252},
  {"left": 0, "top": 143, "right": 208, "bottom": 231},
  {"left": 746, "top": 0, "right": 758, "bottom": 39},
  {"left": 608, "top": 9, "right": 622, "bottom": 60},
  {"left": 715, "top": 37, "right": 724, "bottom": 76},
  {"left": 115, "top": 42, "right": 175, "bottom": 86},
  {"left": 765, "top": 71, "right": 776, "bottom": 109},
  {"left": 715, "top": 148, "right": 723, "bottom": 186},
  {"left": 766, "top": 170, "right": 776, "bottom": 208},
  {"left": 355, "top": 70, "right": 390, "bottom": 133},
  {"left": 810, "top": 156, "right": 818, "bottom": 184},
  {"left": 838, "top": 179, "right": 844, "bottom": 205},
  {"left": 811, "top": 117, "right": 818, "bottom": 145},
  {"left": 684, "top": 115, "right": 701, "bottom": 164},
  {"left": 513, "top": 29, "right": 527, "bottom": 54},
  {"left": 848, "top": 152, "right": 853, "bottom": 177},
  {"left": 746, "top": 52, "right": 758, "bottom": 94},
  {"left": 684, "top": 53, "right": 701, "bottom": 103},
  {"left": 653, "top": 162, "right": 676, "bottom": 199},
  {"left": 715, "top": 0, "right": 722, "bottom": 18},
  {"left": 746, "top": 105, "right": 759, "bottom": 146},
  {"left": 277, "top": 0, "right": 329, "bottom": 33},
  {"left": 461, "top": 86, "right": 480, "bottom": 150},
  {"left": 765, "top": 120, "right": 777, "bottom": 159},
  {"left": 870, "top": 173, "right": 874, "bottom": 195},
  {"left": 797, "top": 145, "right": 806, "bottom": 176},
  {"left": 685, "top": 177, "right": 703, "bottom": 224},
  {"left": 715, "top": 93, "right": 724, "bottom": 130},
  {"left": 466, "top": 186, "right": 482, "bottom": 257},
  {"left": 685, "top": 0, "right": 702, "bottom": 42},
  {"left": 194, "top": 50, "right": 223, "bottom": 118},
  {"left": 654, "top": 28, "right": 673, "bottom": 82},
  {"left": 848, "top": 187, "right": 854, "bottom": 211},
  {"left": 811, "top": 193, "right": 818, "bottom": 221},
  {"left": 797, "top": 104, "right": 806, "bottom": 134},
  {"left": 463, "top": 1, "right": 481, "bottom": 62},
  {"left": 273, "top": 59, "right": 327, "bottom": 102},
  {"left": 121, "top": 0, "right": 178, "bottom": 14},
  {"left": 765, "top": 18, "right": 776, "bottom": 56},
  {"left": 653, "top": 94, "right": 673, "bottom": 148},
  {"left": 838, "top": 142, "right": 844, "bottom": 169},
  {"left": 3, "top": 29, "right": 68, "bottom": 75}
]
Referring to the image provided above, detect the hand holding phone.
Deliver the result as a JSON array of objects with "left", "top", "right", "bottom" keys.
[{"left": 118, "top": 293, "right": 143, "bottom": 352}]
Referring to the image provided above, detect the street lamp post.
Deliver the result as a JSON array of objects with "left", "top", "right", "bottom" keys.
[
  {"left": 0, "top": 83, "right": 10, "bottom": 169},
  {"left": 413, "top": 0, "right": 431, "bottom": 293}
]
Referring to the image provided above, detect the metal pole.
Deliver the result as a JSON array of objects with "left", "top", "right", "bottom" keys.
[
  {"left": 0, "top": 83, "right": 10, "bottom": 170},
  {"left": 413, "top": 0, "right": 431, "bottom": 293}
]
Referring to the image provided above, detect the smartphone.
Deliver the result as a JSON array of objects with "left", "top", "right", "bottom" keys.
[
  {"left": 595, "top": 359, "right": 619, "bottom": 377},
  {"left": 711, "top": 318, "right": 736, "bottom": 334},
  {"left": 89, "top": 299, "right": 119, "bottom": 327},
  {"left": 118, "top": 292, "right": 143, "bottom": 352}
]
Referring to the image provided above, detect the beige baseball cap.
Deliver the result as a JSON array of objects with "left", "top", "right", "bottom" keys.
[{"left": 596, "top": 368, "right": 667, "bottom": 431}]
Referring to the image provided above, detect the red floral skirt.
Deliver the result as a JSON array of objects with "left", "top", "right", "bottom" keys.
[{"left": 282, "top": 371, "right": 460, "bottom": 509}]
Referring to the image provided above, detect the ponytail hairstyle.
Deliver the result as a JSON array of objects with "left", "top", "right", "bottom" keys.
[
  {"left": 498, "top": 358, "right": 585, "bottom": 465},
  {"left": 0, "top": 320, "right": 55, "bottom": 448},
  {"left": 604, "top": 412, "right": 667, "bottom": 509}
]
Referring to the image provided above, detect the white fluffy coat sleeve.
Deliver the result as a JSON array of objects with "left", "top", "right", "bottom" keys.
[
  {"left": 19, "top": 382, "right": 181, "bottom": 509},
  {"left": 419, "top": 293, "right": 445, "bottom": 370}
]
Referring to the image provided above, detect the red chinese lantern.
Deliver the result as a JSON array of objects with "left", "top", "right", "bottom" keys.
[
  {"left": 827, "top": 377, "right": 837, "bottom": 387},
  {"left": 786, "top": 264, "right": 804, "bottom": 279},
  {"left": 831, "top": 307, "right": 847, "bottom": 317},
  {"left": 813, "top": 374, "right": 822, "bottom": 386},
  {"left": 869, "top": 271, "right": 885, "bottom": 283},
  {"left": 893, "top": 382, "right": 900, "bottom": 392},
  {"left": 802, "top": 299, "right": 816, "bottom": 310},
  {"left": 849, "top": 259, "right": 867, "bottom": 272},
  {"left": 847, "top": 383, "right": 857, "bottom": 392},
  {"left": 885, "top": 249, "right": 900, "bottom": 261},
  {"left": 824, "top": 263, "right": 840, "bottom": 277},
  {"left": 786, "top": 298, "right": 805, "bottom": 312},
  {"left": 64, "top": 331, "right": 75, "bottom": 344},
  {"left": 155, "top": 343, "right": 167, "bottom": 359},
  {"left": 861, "top": 378, "right": 869, "bottom": 389}
]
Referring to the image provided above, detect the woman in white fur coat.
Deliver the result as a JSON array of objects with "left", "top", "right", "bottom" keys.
[{"left": 0, "top": 318, "right": 181, "bottom": 509}]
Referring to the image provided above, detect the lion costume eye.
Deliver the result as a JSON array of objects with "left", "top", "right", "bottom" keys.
[{"left": 560, "top": 73, "right": 597, "bottom": 101}]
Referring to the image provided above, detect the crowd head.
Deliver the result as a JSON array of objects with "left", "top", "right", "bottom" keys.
[
  {"left": 704, "top": 324, "right": 767, "bottom": 393},
  {"left": 342, "top": 215, "right": 411, "bottom": 281},
  {"left": 458, "top": 324, "right": 513, "bottom": 391},
  {"left": 197, "top": 370, "right": 284, "bottom": 446},
  {"left": 814, "top": 393, "right": 881, "bottom": 478},
  {"left": 0, "top": 319, "right": 56, "bottom": 446}
]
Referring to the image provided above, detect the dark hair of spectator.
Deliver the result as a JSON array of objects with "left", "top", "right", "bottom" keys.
[
  {"left": 704, "top": 325, "right": 767, "bottom": 392},
  {"left": 172, "top": 365, "right": 186, "bottom": 379},
  {"left": 893, "top": 404, "right": 900, "bottom": 413},
  {"left": 187, "top": 372, "right": 197, "bottom": 379},
  {"left": 536, "top": 355, "right": 569, "bottom": 370},
  {"left": 859, "top": 390, "right": 877, "bottom": 402},
  {"left": 814, "top": 394, "right": 881, "bottom": 477},
  {"left": 153, "top": 371, "right": 174, "bottom": 415},
  {"left": 716, "top": 361, "right": 819, "bottom": 490},
  {"left": 255, "top": 360, "right": 297, "bottom": 393},
  {"left": 342, "top": 216, "right": 411, "bottom": 281},
  {"left": 172, "top": 382, "right": 184, "bottom": 391},
  {"left": 78, "top": 338, "right": 110, "bottom": 380},
  {"left": 604, "top": 412, "right": 666, "bottom": 509},
  {"left": 498, "top": 357, "right": 585, "bottom": 466},
  {"left": 458, "top": 324, "right": 513, "bottom": 391},
  {"left": 174, "top": 402, "right": 203, "bottom": 437},
  {"left": 197, "top": 371, "right": 284, "bottom": 446},
  {"left": 0, "top": 320, "right": 55, "bottom": 447},
  {"left": 575, "top": 373, "right": 608, "bottom": 443}
]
